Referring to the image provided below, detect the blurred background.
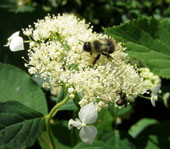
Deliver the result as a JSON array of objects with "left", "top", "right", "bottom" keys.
[
  {"left": 0, "top": 0, "right": 170, "bottom": 148},
  {"left": 1, "top": 0, "right": 170, "bottom": 69},
  {"left": 1, "top": 0, "right": 170, "bottom": 68}
]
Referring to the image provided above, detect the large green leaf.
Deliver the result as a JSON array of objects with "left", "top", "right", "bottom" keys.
[
  {"left": 96, "top": 110, "right": 113, "bottom": 137},
  {"left": 51, "top": 121, "right": 72, "bottom": 146},
  {"left": 73, "top": 141, "right": 112, "bottom": 149},
  {"left": 39, "top": 131, "right": 70, "bottom": 149},
  {"left": 74, "top": 131, "right": 136, "bottom": 149},
  {"left": 0, "top": 63, "right": 48, "bottom": 114},
  {"left": 104, "top": 17, "right": 170, "bottom": 78},
  {"left": 134, "top": 119, "right": 170, "bottom": 149},
  {"left": 128, "top": 118, "right": 158, "bottom": 138},
  {"left": 99, "top": 130, "right": 136, "bottom": 149},
  {"left": 0, "top": 101, "right": 45, "bottom": 149}
]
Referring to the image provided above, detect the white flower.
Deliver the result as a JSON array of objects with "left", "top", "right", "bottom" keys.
[
  {"left": 151, "top": 84, "right": 161, "bottom": 107},
  {"left": 163, "top": 92, "right": 170, "bottom": 107},
  {"left": 5, "top": 31, "right": 24, "bottom": 52},
  {"left": 68, "top": 102, "right": 98, "bottom": 144}
]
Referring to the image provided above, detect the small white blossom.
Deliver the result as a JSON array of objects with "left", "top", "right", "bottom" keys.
[
  {"left": 5, "top": 31, "right": 24, "bottom": 52},
  {"left": 68, "top": 102, "right": 98, "bottom": 144},
  {"left": 69, "top": 94, "right": 75, "bottom": 99},
  {"left": 163, "top": 92, "right": 170, "bottom": 107},
  {"left": 68, "top": 87, "right": 75, "bottom": 94},
  {"left": 151, "top": 84, "right": 161, "bottom": 107}
]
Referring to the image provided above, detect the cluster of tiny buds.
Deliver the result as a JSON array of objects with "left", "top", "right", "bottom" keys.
[
  {"left": 95, "top": 101, "right": 109, "bottom": 112},
  {"left": 68, "top": 87, "right": 75, "bottom": 99},
  {"left": 139, "top": 67, "right": 161, "bottom": 90}
]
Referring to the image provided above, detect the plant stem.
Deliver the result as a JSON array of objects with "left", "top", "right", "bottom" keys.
[
  {"left": 50, "top": 94, "right": 70, "bottom": 117},
  {"left": 45, "top": 94, "right": 70, "bottom": 149},
  {"left": 41, "top": 134, "right": 51, "bottom": 148},
  {"left": 24, "top": 40, "right": 30, "bottom": 43},
  {"left": 113, "top": 105, "right": 118, "bottom": 130},
  {"left": 45, "top": 118, "right": 55, "bottom": 149}
]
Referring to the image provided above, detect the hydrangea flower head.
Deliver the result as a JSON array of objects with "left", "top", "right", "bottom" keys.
[{"left": 23, "top": 13, "right": 147, "bottom": 110}]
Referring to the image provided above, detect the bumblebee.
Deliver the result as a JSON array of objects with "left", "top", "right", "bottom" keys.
[
  {"left": 116, "top": 92, "right": 128, "bottom": 107},
  {"left": 80, "top": 39, "right": 115, "bottom": 65}
]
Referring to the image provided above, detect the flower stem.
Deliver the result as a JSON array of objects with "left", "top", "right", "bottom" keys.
[
  {"left": 113, "top": 105, "right": 118, "bottom": 130},
  {"left": 45, "top": 117, "right": 55, "bottom": 149},
  {"left": 24, "top": 40, "right": 30, "bottom": 43},
  {"left": 45, "top": 94, "right": 70, "bottom": 149}
]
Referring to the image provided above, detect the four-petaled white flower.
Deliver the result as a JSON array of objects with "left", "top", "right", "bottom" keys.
[
  {"left": 5, "top": 31, "right": 24, "bottom": 52},
  {"left": 151, "top": 84, "right": 161, "bottom": 107},
  {"left": 68, "top": 102, "right": 98, "bottom": 144}
]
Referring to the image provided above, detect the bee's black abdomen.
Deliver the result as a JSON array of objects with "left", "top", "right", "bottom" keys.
[
  {"left": 83, "top": 42, "right": 91, "bottom": 52},
  {"left": 107, "top": 39, "right": 115, "bottom": 54},
  {"left": 94, "top": 40, "right": 101, "bottom": 51}
]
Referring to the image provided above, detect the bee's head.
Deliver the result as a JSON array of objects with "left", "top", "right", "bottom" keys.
[{"left": 83, "top": 42, "right": 91, "bottom": 53}]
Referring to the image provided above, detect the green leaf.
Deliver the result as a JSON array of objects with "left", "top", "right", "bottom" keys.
[
  {"left": 117, "top": 104, "right": 133, "bottom": 117},
  {"left": 104, "top": 17, "right": 170, "bottom": 78},
  {"left": 128, "top": 118, "right": 158, "bottom": 138},
  {"left": 32, "top": 74, "right": 47, "bottom": 88},
  {"left": 134, "top": 119, "right": 170, "bottom": 149},
  {"left": 0, "top": 63, "right": 48, "bottom": 114},
  {"left": 73, "top": 141, "right": 112, "bottom": 149},
  {"left": 39, "top": 131, "right": 70, "bottom": 149},
  {"left": 0, "top": 101, "right": 45, "bottom": 149},
  {"left": 51, "top": 121, "right": 72, "bottom": 146},
  {"left": 99, "top": 130, "right": 136, "bottom": 149},
  {"left": 96, "top": 110, "right": 113, "bottom": 136}
]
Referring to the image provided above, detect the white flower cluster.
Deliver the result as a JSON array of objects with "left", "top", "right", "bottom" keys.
[
  {"left": 139, "top": 68, "right": 161, "bottom": 106},
  {"left": 139, "top": 68, "right": 161, "bottom": 90},
  {"left": 23, "top": 14, "right": 147, "bottom": 111}
]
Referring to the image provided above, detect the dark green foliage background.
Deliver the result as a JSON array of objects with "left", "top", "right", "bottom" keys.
[
  {"left": 1, "top": 0, "right": 170, "bottom": 68},
  {"left": 0, "top": 0, "right": 170, "bottom": 149}
]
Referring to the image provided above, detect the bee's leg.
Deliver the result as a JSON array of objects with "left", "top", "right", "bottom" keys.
[
  {"left": 101, "top": 52, "right": 113, "bottom": 60},
  {"left": 93, "top": 54, "right": 101, "bottom": 65}
]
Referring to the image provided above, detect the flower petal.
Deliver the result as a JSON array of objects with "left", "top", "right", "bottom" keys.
[
  {"left": 10, "top": 36, "right": 24, "bottom": 52},
  {"left": 79, "top": 125, "right": 97, "bottom": 144},
  {"left": 151, "top": 84, "right": 161, "bottom": 107},
  {"left": 79, "top": 102, "right": 98, "bottom": 124},
  {"left": 68, "top": 118, "right": 82, "bottom": 129},
  {"left": 151, "top": 95, "right": 156, "bottom": 107},
  {"left": 152, "top": 84, "right": 161, "bottom": 96},
  {"left": 10, "top": 31, "right": 20, "bottom": 39}
]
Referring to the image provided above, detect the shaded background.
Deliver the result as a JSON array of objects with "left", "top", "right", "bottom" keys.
[
  {"left": 0, "top": 0, "right": 170, "bottom": 148},
  {"left": 1, "top": 0, "right": 170, "bottom": 69}
]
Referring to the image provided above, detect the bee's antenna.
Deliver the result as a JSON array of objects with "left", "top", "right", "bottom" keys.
[{"left": 78, "top": 39, "right": 85, "bottom": 43}]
